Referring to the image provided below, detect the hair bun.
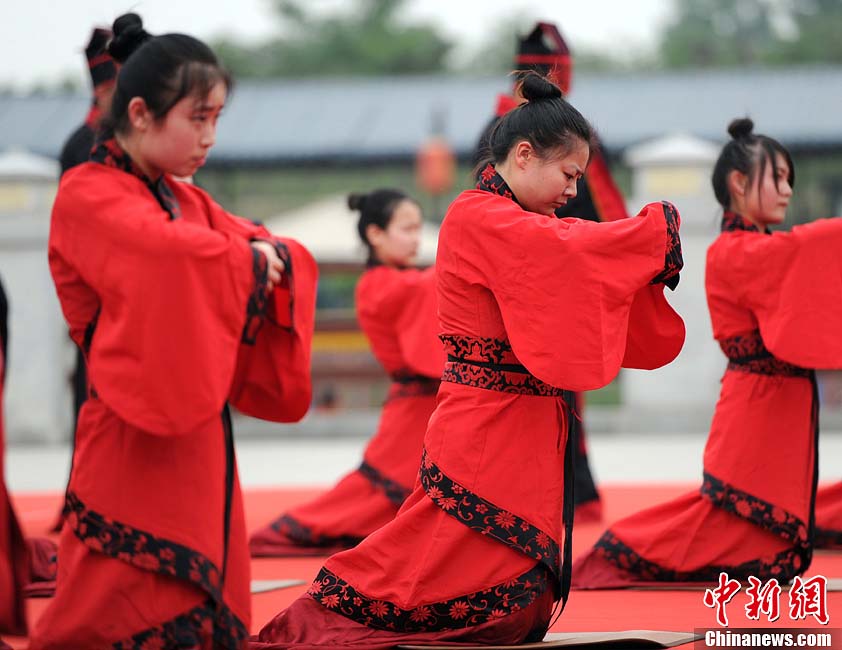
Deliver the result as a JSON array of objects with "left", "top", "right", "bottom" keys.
[
  {"left": 108, "top": 13, "right": 151, "bottom": 63},
  {"left": 727, "top": 117, "right": 754, "bottom": 140},
  {"left": 519, "top": 70, "right": 562, "bottom": 103},
  {"left": 347, "top": 192, "right": 368, "bottom": 212}
]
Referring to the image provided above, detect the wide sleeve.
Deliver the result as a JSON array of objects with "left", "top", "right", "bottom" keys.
[
  {"left": 227, "top": 235, "right": 318, "bottom": 423},
  {"left": 716, "top": 218, "right": 842, "bottom": 368},
  {"left": 357, "top": 266, "right": 444, "bottom": 378},
  {"left": 446, "top": 195, "right": 685, "bottom": 390},
  {"left": 49, "top": 169, "right": 257, "bottom": 435},
  {"left": 193, "top": 195, "right": 319, "bottom": 423}
]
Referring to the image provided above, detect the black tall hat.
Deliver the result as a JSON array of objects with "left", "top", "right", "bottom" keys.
[
  {"left": 85, "top": 27, "right": 117, "bottom": 88},
  {"left": 515, "top": 22, "right": 572, "bottom": 95}
]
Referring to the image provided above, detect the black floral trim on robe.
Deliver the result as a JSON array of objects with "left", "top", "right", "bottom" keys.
[
  {"left": 386, "top": 370, "right": 441, "bottom": 402},
  {"left": 594, "top": 323, "right": 819, "bottom": 584},
  {"left": 650, "top": 201, "right": 683, "bottom": 290},
  {"left": 358, "top": 460, "right": 412, "bottom": 506},
  {"left": 720, "top": 330, "right": 811, "bottom": 378},
  {"left": 264, "top": 460, "right": 412, "bottom": 549},
  {"left": 419, "top": 450, "right": 561, "bottom": 580},
  {"left": 90, "top": 135, "right": 181, "bottom": 221},
  {"left": 267, "top": 513, "right": 364, "bottom": 550},
  {"left": 242, "top": 248, "right": 269, "bottom": 344},
  {"left": 593, "top": 529, "right": 804, "bottom": 584},
  {"left": 308, "top": 562, "right": 549, "bottom": 633},
  {"left": 594, "top": 470, "right": 810, "bottom": 583},
  {"left": 722, "top": 210, "right": 768, "bottom": 234},
  {"left": 303, "top": 445, "right": 561, "bottom": 632},
  {"left": 440, "top": 334, "right": 568, "bottom": 398},
  {"left": 65, "top": 492, "right": 247, "bottom": 648},
  {"left": 113, "top": 598, "right": 248, "bottom": 650},
  {"left": 477, "top": 164, "right": 519, "bottom": 203},
  {"left": 243, "top": 240, "right": 292, "bottom": 344}
]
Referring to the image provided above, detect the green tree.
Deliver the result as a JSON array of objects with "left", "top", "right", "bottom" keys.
[
  {"left": 212, "top": 0, "right": 452, "bottom": 78},
  {"left": 659, "top": 0, "right": 780, "bottom": 68},
  {"left": 780, "top": 0, "right": 842, "bottom": 64},
  {"left": 659, "top": 0, "right": 842, "bottom": 68}
]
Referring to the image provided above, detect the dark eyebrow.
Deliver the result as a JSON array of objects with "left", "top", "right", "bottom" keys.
[{"left": 193, "top": 102, "right": 224, "bottom": 113}]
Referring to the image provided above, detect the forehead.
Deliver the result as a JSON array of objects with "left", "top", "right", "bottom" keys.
[
  {"left": 389, "top": 200, "right": 422, "bottom": 224},
  {"left": 179, "top": 80, "right": 228, "bottom": 110},
  {"left": 547, "top": 139, "right": 590, "bottom": 169}
]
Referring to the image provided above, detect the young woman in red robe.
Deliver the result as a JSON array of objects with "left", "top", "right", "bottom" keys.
[
  {"left": 252, "top": 72, "right": 684, "bottom": 649},
  {"left": 474, "top": 23, "right": 630, "bottom": 523},
  {"left": 815, "top": 483, "right": 842, "bottom": 549},
  {"left": 0, "top": 279, "right": 27, "bottom": 647},
  {"left": 250, "top": 189, "right": 444, "bottom": 557},
  {"left": 28, "top": 13, "right": 317, "bottom": 649},
  {"left": 574, "top": 118, "right": 842, "bottom": 589}
]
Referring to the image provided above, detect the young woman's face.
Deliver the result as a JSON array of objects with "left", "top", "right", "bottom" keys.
[
  {"left": 742, "top": 151, "right": 793, "bottom": 227},
  {"left": 140, "top": 80, "right": 227, "bottom": 178},
  {"left": 367, "top": 200, "right": 423, "bottom": 268},
  {"left": 516, "top": 138, "right": 590, "bottom": 216}
]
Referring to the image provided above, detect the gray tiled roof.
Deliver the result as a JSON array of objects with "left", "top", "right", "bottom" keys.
[{"left": 1, "top": 66, "right": 839, "bottom": 165}]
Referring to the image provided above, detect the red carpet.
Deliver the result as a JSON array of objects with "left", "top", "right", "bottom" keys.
[{"left": 5, "top": 483, "right": 841, "bottom": 648}]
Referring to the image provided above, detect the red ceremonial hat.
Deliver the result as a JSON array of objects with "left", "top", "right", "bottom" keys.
[
  {"left": 85, "top": 27, "right": 118, "bottom": 88},
  {"left": 515, "top": 22, "right": 572, "bottom": 95}
]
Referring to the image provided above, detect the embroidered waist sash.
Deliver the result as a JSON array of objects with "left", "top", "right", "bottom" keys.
[
  {"left": 440, "top": 334, "right": 567, "bottom": 397},
  {"left": 720, "top": 330, "right": 811, "bottom": 378},
  {"left": 387, "top": 371, "right": 440, "bottom": 401}
]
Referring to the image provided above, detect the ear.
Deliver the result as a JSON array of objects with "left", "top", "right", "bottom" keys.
[
  {"left": 512, "top": 140, "right": 534, "bottom": 170},
  {"left": 365, "top": 223, "right": 385, "bottom": 248},
  {"left": 727, "top": 169, "right": 747, "bottom": 201},
  {"left": 126, "top": 96, "right": 153, "bottom": 132}
]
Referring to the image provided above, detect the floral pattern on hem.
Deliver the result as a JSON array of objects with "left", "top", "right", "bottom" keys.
[
  {"left": 267, "top": 513, "right": 363, "bottom": 550},
  {"left": 358, "top": 460, "right": 412, "bottom": 506},
  {"left": 593, "top": 530, "right": 805, "bottom": 584},
  {"left": 701, "top": 473, "right": 809, "bottom": 547},
  {"left": 308, "top": 562, "right": 549, "bottom": 632},
  {"left": 593, "top": 471, "right": 811, "bottom": 584},
  {"left": 719, "top": 330, "right": 811, "bottom": 378},
  {"left": 65, "top": 492, "right": 247, "bottom": 649},
  {"left": 65, "top": 491, "right": 223, "bottom": 602},
  {"left": 112, "top": 597, "right": 248, "bottom": 650},
  {"left": 420, "top": 449, "right": 560, "bottom": 580}
]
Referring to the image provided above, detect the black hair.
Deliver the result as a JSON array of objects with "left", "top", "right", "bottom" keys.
[
  {"left": 711, "top": 117, "right": 795, "bottom": 210},
  {"left": 476, "top": 71, "right": 593, "bottom": 174},
  {"left": 348, "top": 189, "right": 416, "bottom": 263},
  {"left": 104, "top": 13, "right": 232, "bottom": 135}
]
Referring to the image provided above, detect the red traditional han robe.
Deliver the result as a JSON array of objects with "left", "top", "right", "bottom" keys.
[
  {"left": 29, "top": 138, "right": 317, "bottom": 650},
  {"left": 574, "top": 212, "right": 842, "bottom": 588},
  {"left": 249, "top": 264, "right": 444, "bottom": 556},
  {"left": 252, "top": 165, "right": 684, "bottom": 648},
  {"left": 815, "top": 482, "right": 842, "bottom": 550},
  {"left": 0, "top": 296, "right": 27, "bottom": 640}
]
